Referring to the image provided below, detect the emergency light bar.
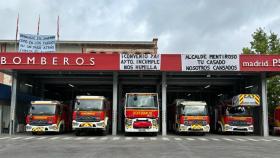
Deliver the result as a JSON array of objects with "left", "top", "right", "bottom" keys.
[
  {"left": 232, "top": 94, "right": 260, "bottom": 107},
  {"left": 31, "top": 101, "right": 60, "bottom": 105},
  {"left": 76, "top": 96, "right": 105, "bottom": 100},
  {"left": 174, "top": 99, "right": 207, "bottom": 106}
]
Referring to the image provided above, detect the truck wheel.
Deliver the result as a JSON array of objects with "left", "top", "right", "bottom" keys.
[
  {"left": 59, "top": 125, "right": 64, "bottom": 134},
  {"left": 75, "top": 131, "right": 81, "bottom": 136},
  {"left": 217, "top": 125, "right": 223, "bottom": 134}
]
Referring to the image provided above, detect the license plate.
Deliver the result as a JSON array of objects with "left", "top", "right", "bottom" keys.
[
  {"left": 191, "top": 124, "right": 203, "bottom": 130},
  {"left": 139, "top": 129, "right": 146, "bottom": 132},
  {"left": 81, "top": 122, "right": 93, "bottom": 127},
  {"left": 32, "top": 127, "right": 45, "bottom": 132}
]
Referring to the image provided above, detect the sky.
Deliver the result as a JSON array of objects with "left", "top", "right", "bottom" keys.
[{"left": 1, "top": 0, "right": 280, "bottom": 53}]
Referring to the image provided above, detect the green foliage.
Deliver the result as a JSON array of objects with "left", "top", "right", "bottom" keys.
[
  {"left": 267, "top": 76, "right": 280, "bottom": 114},
  {"left": 250, "top": 28, "right": 269, "bottom": 54},
  {"left": 242, "top": 27, "right": 280, "bottom": 55},
  {"left": 242, "top": 28, "right": 280, "bottom": 118}
]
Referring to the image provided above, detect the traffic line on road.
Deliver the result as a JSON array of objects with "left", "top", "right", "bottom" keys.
[
  {"left": 113, "top": 137, "right": 120, "bottom": 140},
  {"left": 125, "top": 137, "right": 132, "bottom": 140},
  {"left": 198, "top": 138, "right": 208, "bottom": 141},
  {"left": 260, "top": 139, "right": 271, "bottom": 142},
  {"left": 0, "top": 137, "right": 11, "bottom": 140},
  {"left": 271, "top": 138, "right": 280, "bottom": 142},
  {"left": 24, "top": 137, "right": 35, "bottom": 140},
  {"left": 210, "top": 138, "right": 221, "bottom": 141},
  {"left": 235, "top": 138, "right": 247, "bottom": 142},
  {"left": 75, "top": 137, "right": 85, "bottom": 140},
  {"left": 174, "top": 137, "right": 182, "bottom": 141},
  {"left": 137, "top": 137, "right": 145, "bottom": 140},
  {"left": 100, "top": 137, "right": 108, "bottom": 140},
  {"left": 185, "top": 138, "right": 195, "bottom": 141},
  {"left": 150, "top": 137, "right": 157, "bottom": 141},
  {"left": 162, "top": 137, "right": 169, "bottom": 141},
  {"left": 62, "top": 137, "right": 72, "bottom": 140},
  {"left": 11, "top": 137, "right": 22, "bottom": 140},
  {"left": 246, "top": 138, "right": 259, "bottom": 142},
  {"left": 222, "top": 138, "right": 235, "bottom": 142},
  {"left": 37, "top": 137, "right": 47, "bottom": 140},
  {"left": 88, "top": 137, "right": 96, "bottom": 140},
  {"left": 50, "top": 137, "right": 59, "bottom": 140}
]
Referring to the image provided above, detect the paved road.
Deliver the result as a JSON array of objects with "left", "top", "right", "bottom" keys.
[{"left": 0, "top": 134, "right": 279, "bottom": 158}]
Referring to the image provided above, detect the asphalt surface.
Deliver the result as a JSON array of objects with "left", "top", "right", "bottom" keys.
[{"left": 0, "top": 133, "right": 280, "bottom": 158}]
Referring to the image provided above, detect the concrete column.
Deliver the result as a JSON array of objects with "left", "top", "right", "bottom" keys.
[
  {"left": 117, "top": 83, "right": 122, "bottom": 133},
  {"left": 112, "top": 72, "right": 118, "bottom": 135},
  {"left": 9, "top": 71, "right": 17, "bottom": 135},
  {"left": 0, "top": 105, "right": 2, "bottom": 134},
  {"left": 161, "top": 72, "right": 167, "bottom": 136},
  {"left": 261, "top": 73, "right": 269, "bottom": 137}
]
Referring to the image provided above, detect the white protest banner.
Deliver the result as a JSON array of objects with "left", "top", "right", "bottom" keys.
[
  {"left": 120, "top": 53, "right": 161, "bottom": 70},
  {"left": 19, "top": 34, "right": 56, "bottom": 52},
  {"left": 181, "top": 54, "right": 240, "bottom": 71}
]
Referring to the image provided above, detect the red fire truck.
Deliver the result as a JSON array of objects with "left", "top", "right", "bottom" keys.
[
  {"left": 25, "top": 101, "right": 72, "bottom": 134},
  {"left": 214, "top": 94, "right": 260, "bottom": 133},
  {"left": 72, "top": 96, "right": 111, "bottom": 136},
  {"left": 273, "top": 105, "right": 280, "bottom": 135},
  {"left": 169, "top": 100, "right": 210, "bottom": 134},
  {"left": 124, "top": 93, "right": 159, "bottom": 134}
]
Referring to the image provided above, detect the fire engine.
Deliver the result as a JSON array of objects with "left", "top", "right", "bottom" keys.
[
  {"left": 72, "top": 96, "right": 111, "bottom": 136},
  {"left": 25, "top": 101, "right": 72, "bottom": 134},
  {"left": 124, "top": 93, "right": 159, "bottom": 134},
  {"left": 214, "top": 94, "right": 260, "bottom": 133},
  {"left": 273, "top": 105, "right": 280, "bottom": 135},
  {"left": 168, "top": 100, "right": 210, "bottom": 134}
]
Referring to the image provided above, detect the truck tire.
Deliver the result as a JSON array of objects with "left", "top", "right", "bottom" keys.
[
  {"left": 75, "top": 131, "right": 81, "bottom": 136},
  {"left": 217, "top": 125, "right": 223, "bottom": 134},
  {"left": 58, "top": 125, "right": 64, "bottom": 134}
]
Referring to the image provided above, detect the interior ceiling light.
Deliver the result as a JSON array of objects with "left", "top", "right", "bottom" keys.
[
  {"left": 68, "top": 84, "right": 75, "bottom": 88},
  {"left": 245, "top": 85, "right": 254, "bottom": 89},
  {"left": 204, "top": 85, "right": 211, "bottom": 89},
  {"left": 24, "top": 83, "right": 33, "bottom": 87},
  {"left": 217, "top": 94, "right": 223, "bottom": 97},
  {"left": 187, "top": 93, "right": 191, "bottom": 96}
]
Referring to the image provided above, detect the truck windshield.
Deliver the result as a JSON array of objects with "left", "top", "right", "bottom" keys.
[
  {"left": 126, "top": 95, "right": 158, "bottom": 108},
  {"left": 75, "top": 99, "right": 103, "bottom": 111},
  {"left": 226, "top": 106, "right": 251, "bottom": 116},
  {"left": 30, "top": 105, "right": 56, "bottom": 115},
  {"left": 182, "top": 105, "right": 207, "bottom": 116}
]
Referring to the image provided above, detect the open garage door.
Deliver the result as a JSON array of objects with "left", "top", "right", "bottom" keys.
[
  {"left": 166, "top": 72, "right": 263, "bottom": 135},
  {"left": 15, "top": 71, "right": 114, "bottom": 134}
]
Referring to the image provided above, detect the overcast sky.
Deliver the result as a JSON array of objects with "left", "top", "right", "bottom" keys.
[{"left": 1, "top": 0, "right": 280, "bottom": 53}]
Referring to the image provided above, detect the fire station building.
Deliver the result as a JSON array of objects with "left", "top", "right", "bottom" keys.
[{"left": 0, "top": 38, "right": 279, "bottom": 136}]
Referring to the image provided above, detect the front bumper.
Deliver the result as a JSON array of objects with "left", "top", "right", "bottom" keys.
[
  {"left": 178, "top": 124, "right": 210, "bottom": 132},
  {"left": 224, "top": 124, "right": 254, "bottom": 132},
  {"left": 125, "top": 118, "right": 159, "bottom": 133},
  {"left": 72, "top": 120, "right": 106, "bottom": 130},
  {"left": 26, "top": 124, "right": 59, "bottom": 132}
]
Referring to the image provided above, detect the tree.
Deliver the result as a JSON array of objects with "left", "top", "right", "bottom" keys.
[
  {"left": 250, "top": 28, "right": 269, "bottom": 54},
  {"left": 242, "top": 28, "right": 280, "bottom": 119}
]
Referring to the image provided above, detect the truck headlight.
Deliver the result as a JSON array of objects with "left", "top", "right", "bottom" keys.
[
  {"left": 26, "top": 125, "right": 32, "bottom": 130},
  {"left": 126, "top": 118, "right": 132, "bottom": 126},
  {"left": 72, "top": 122, "right": 79, "bottom": 126},
  {"left": 49, "top": 124, "right": 57, "bottom": 130},
  {"left": 224, "top": 124, "right": 231, "bottom": 130},
  {"left": 152, "top": 119, "right": 158, "bottom": 126},
  {"left": 97, "top": 122, "right": 105, "bottom": 127}
]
